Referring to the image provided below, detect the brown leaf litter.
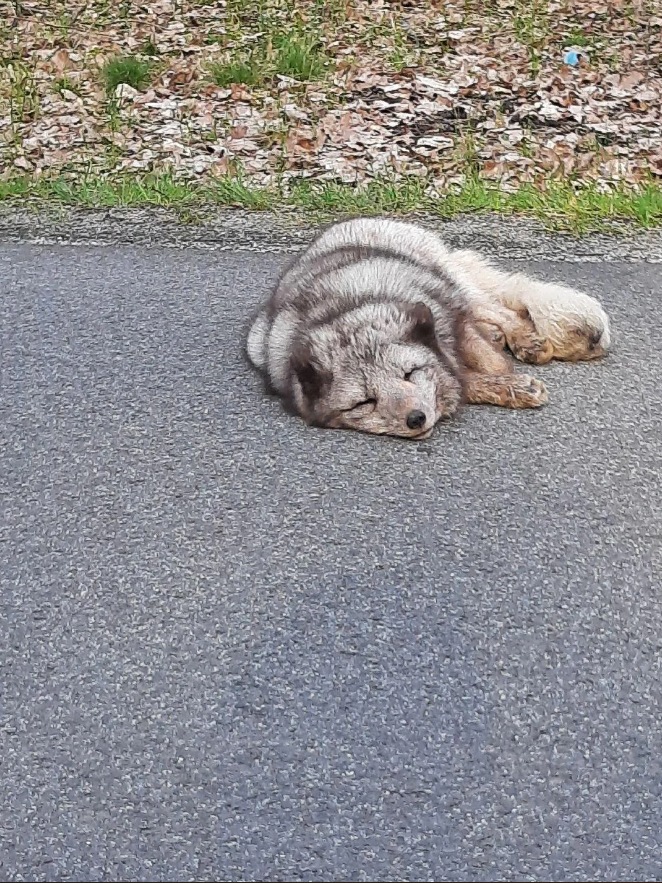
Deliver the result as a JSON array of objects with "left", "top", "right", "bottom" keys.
[{"left": 1, "top": 0, "right": 661, "bottom": 192}]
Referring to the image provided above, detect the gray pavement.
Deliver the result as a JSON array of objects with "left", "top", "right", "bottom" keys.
[
  {"left": 1, "top": 242, "right": 662, "bottom": 882},
  {"left": 3, "top": 203, "right": 662, "bottom": 261}
]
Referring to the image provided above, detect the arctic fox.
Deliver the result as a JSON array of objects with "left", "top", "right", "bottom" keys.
[{"left": 247, "top": 218, "right": 610, "bottom": 439}]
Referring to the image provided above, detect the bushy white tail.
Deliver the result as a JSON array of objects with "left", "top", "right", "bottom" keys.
[{"left": 450, "top": 248, "right": 611, "bottom": 352}]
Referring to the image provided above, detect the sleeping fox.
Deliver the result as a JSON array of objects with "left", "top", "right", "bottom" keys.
[{"left": 247, "top": 218, "right": 610, "bottom": 439}]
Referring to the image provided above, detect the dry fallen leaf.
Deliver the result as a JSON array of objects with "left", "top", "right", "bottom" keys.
[{"left": 2, "top": 0, "right": 660, "bottom": 191}]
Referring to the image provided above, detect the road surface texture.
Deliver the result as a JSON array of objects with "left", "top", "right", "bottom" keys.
[{"left": 2, "top": 238, "right": 661, "bottom": 882}]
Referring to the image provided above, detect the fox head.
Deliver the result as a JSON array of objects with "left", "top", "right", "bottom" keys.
[{"left": 289, "top": 301, "right": 463, "bottom": 439}]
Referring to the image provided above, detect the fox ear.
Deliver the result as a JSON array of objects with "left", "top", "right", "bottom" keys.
[
  {"left": 290, "top": 341, "right": 332, "bottom": 402},
  {"left": 406, "top": 301, "right": 438, "bottom": 348}
]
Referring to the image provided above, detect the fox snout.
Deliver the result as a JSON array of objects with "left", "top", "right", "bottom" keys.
[
  {"left": 406, "top": 409, "right": 427, "bottom": 430},
  {"left": 383, "top": 382, "right": 437, "bottom": 437}
]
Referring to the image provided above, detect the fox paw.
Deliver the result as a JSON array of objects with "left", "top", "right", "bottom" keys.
[
  {"left": 508, "top": 335, "right": 555, "bottom": 365},
  {"left": 508, "top": 374, "right": 549, "bottom": 408}
]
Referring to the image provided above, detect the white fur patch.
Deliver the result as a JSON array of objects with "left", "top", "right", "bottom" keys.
[
  {"left": 449, "top": 248, "right": 611, "bottom": 351},
  {"left": 246, "top": 310, "right": 269, "bottom": 369}
]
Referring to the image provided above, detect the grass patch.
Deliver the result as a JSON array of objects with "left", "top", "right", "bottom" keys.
[
  {"left": 425, "top": 178, "right": 662, "bottom": 231},
  {"left": 274, "top": 33, "right": 326, "bottom": 80},
  {"left": 513, "top": 0, "right": 550, "bottom": 74},
  {"left": 52, "top": 76, "right": 80, "bottom": 97},
  {"left": 101, "top": 55, "right": 153, "bottom": 95},
  {"left": 5, "top": 61, "right": 39, "bottom": 127},
  {"left": 140, "top": 39, "right": 160, "bottom": 57},
  {"left": 289, "top": 178, "right": 429, "bottom": 214},
  {"left": 22, "top": 175, "right": 198, "bottom": 207},
  {"left": 206, "top": 176, "right": 276, "bottom": 209},
  {"left": 209, "top": 55, "right": 262, "bottom": 87},
  {"left": 1, "top": 172, "right": 661, "bottom": 233},
  {"left": 0, "top": 177, "right": 32, "bottom": 199},
  {"left": 0, "top": 172, "right": 277, "bottom": 211},
  {"left": 208, "top": 31, "right": 328, "bottom": 87},
  {"left": 563, "top": 28, "right": 593, "bottom": 48}
]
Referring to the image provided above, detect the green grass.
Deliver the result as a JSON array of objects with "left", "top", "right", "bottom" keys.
[
  {"left": 0, "top": 173, "right": 276, "bottom": 211},
  {"left": 208, "top": 31, "right": 328, "bottom": 88},
  {"left": 140, "top": 39, "right": 160, "bottom": 57},
  {"left": 101, "top": 55, "right": 153, "bottom": 95},
  {"left": 1, "top": 172, "right": 661, "bottom": 233},
  {"left": 288, "top": 178, "right": 430, "bottom": 214},
  {"left": 52, "top": 76, "right": 80, "bottom": 96},
  {"left": 5, "top": 61, "right": 39, "bottom": 127},
  {"left": 512, "top": 0, "right": 550, "bottom": 74},
  {"left": 274, "top": 33, "right": 326, "bottom": 80},
  {"left": 209, "top": 56, "right": 262, "bottom": 87},
  {"left": 563, "top": 28, "right": 593, "bottom": 48}
]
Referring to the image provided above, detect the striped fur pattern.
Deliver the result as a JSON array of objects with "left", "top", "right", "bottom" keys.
[{"left": 247, "top": 218, "right": 610, "bottom": 438}]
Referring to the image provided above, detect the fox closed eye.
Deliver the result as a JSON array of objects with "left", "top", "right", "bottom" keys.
[{"left": 404, "top": 367, "right": 425, "bottom": 381}]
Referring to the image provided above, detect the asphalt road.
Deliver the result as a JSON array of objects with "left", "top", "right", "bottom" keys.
[{"left": 2, "top": 243, "right": 661, "bottom": 882}]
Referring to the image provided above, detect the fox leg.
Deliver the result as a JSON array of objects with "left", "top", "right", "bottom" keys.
[
  {"left": 474, "top": 308, "right": 555, "bottom": 366},
  {"left": 463, "top": 372, "right": 548, "bottom": 409},
  {"left": 457, "top": 318, "right": 549, "bottom": 409},
  {"left": 450, "top": 248, "right": 609, "bottom": 362}
]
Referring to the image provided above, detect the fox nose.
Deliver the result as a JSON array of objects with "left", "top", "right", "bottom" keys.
[{"left": 406, "top": 409, "right": 426, "bottom": 430}]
